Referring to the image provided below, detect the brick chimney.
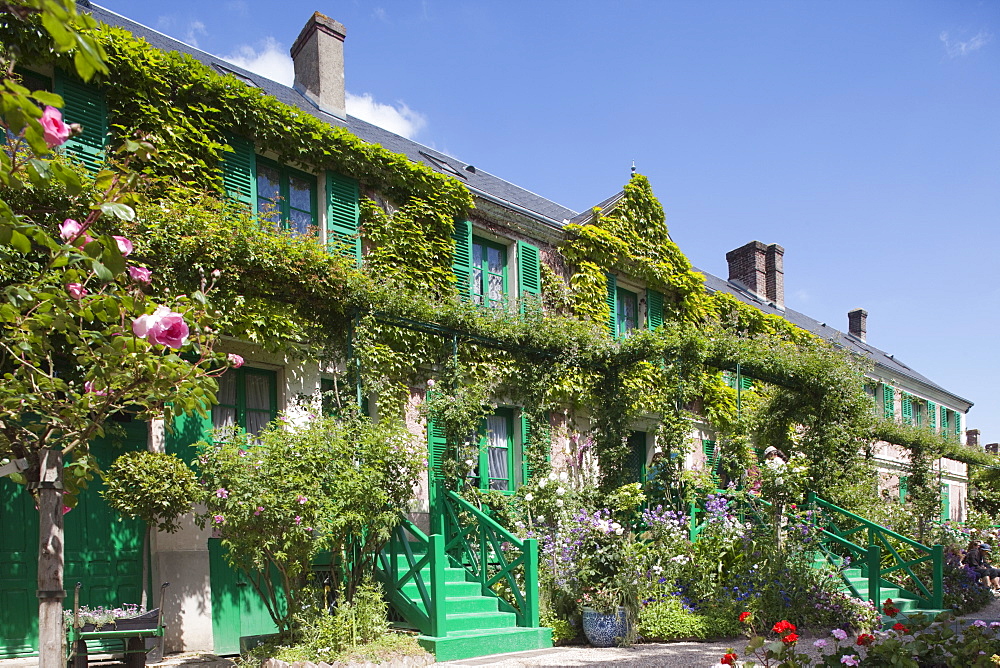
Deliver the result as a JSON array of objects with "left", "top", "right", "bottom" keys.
[
  {"left": 848, "top": 308, "right": 867, "bottom": 342},
  {"left": 290, "top": 12, "right": 347, "bottom": 119},
  {"left": 967, "top": 429, "right": 980, "bottom": 448},
  {"left": 726, "top": 241, "right": 784, "bottom": 308},
  {"left": 987, "top": 443, "right": 999, "bottom": 455}
]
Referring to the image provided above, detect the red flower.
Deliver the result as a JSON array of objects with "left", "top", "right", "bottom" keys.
[
  {"left": 856, "top": 633, "right": 875, "bottom": 646},
  {"left": 883, "top": 598, "right": 900, "bottom": 617},
  {"left": 782, "top": 633, "right": 799, "bottom": 644},
  {"left": 721, "top": 653, "right": 738, "bottom": 665},
  {"left": 772, "top": 620, "right": 797, "bottom": 635},
  {"left": 739, "top": 611, "right": 752, "bottom": 623},
  {"left": 892, "top": 622, "right": 910, "bottom": 633}
]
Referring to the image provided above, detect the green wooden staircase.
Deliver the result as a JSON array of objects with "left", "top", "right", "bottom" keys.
[
  {"left": 806, "top": 492, "right": 947, "bottom": 623},
  {"left": 376, "top": 490, "right": 551, "bottom": 662}
]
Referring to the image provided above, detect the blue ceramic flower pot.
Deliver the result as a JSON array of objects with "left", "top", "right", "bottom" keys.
[{"left": 582, "top": 606, "right": 629, "bottom": 647}]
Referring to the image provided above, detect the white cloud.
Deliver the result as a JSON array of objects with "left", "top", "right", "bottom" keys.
[
  {"left": 185, "top": 20, "right": 207, "bottom": 48},
  {"left": 224, "top": 37, "right": 295, "bottom": 86},
  {"left": 223, "top": 39, "right": 428, "bottom": 139},
  {"left": 346, "top": 92, "right": 427, "bottom": 139},
  {"left": 939, "top": 30, "right": 992, "bottom": 58},
  {"left": 373, "top": 7, "right": 388, "bottom": 22}
]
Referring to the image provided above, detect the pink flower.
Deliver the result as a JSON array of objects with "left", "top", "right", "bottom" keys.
[
  {"left": 128, "top": 266, "right": 152, "bottom": 283},
  {"left": 294, "top": 516, "right": 302, "bottom": 525},
  {"left": 40, "top": 106, "right": 70, "bottom": 148},
  {"left": 832, "top": 629, "right": 848, "bottom": 641},
  {"left": 254, "top": 506, "right": 263, "bottom": 516},
  {"left": 840, "top": 656, "right": 859, "bottom": 667},
  {"left": 305, "top": 527, "right": 312, "bottom": 532},
  {"left": 296, "top": 495, "right": 308, "bottom": 504},
  {"left": 213, "top": 515, "right": 224, "bottom": 524},
  {"left": 227, "top": 353, "right": 245, "bottom": 368},
  {"left": 113, "top": 236, "right": 133, "bottom": 257},
  {"left": 66, "top": 283, "right": 87, "bottom": 300},
  {"left": 133, "top": 305, "right": 189, "bottom": 349},
  {"left": 83, "top": 380, "right": 108, "bottom": 396},
  {"left": 59, "top": 219, "right": 93, "bottom": 246},
  {"left": 215, "top": 488, "right": 228, "bottom": 499}
]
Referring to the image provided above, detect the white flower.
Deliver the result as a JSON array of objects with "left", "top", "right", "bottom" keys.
[
  {"left": 538, "top": 478, "right": 548, "bottom": 488},
  {"left": 556, "top": 499, "right": 564, "bottom": 507},
  {"left": 524, "top": 493, "right": 534, "bottom": 502},
  {"left": 559, "top": 471, "right": 568, "bottom": 482},
  {"left": 652, "top": 565, "right": 663, "bottom": 573},
  {"left": 556, "top": 486, "right": 565, "bottom": 496},
  {"left": 465, "top": 459, "right": 474, "bottom": 466},
  {"left": 614, "top": 527, "right": 624, "bottom": 536},
  {"left": 548, "top": 471, "right": 558, "bottom": 481},
  {"left": 536, "top": 515, "right": 545, "bottom": 523}
]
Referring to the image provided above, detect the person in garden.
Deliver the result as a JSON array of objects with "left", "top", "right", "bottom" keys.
[
  {"left": 979, "top": 544, "right": 1000, "bottom": 590},
  {"left": 763, "top": 445, "right": 786, "bottom": 467}
]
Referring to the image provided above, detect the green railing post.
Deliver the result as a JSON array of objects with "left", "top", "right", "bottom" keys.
[
  {"left": 431, "top": 481, "right": 446, "bottom": 537},
  {"left": 428, "top": 533, "right": 447, "bottom": 637},
  {"left": 689, "top": 502, "right": 697, "bottom": 541},
  {"left": 524, "top": 538, "right": 540, "bottom": 628},
  {"left": 867, "top": 544, "right": 881, "bottom": 607},
  {"left": 479, "top": 521, "right": 489, "bottom": 591},
  {"left": 931, "top": 544, "right": 944, "bottom": 609}
]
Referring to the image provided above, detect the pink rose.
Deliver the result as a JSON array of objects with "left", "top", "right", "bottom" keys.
[
  {"left": 215, "top": 488, "right": 228, "bottom": 499},
  {"left": 83, "top": 380, "right": 108, "bottom": 396},
  {"left": 113, "top": 236, "right": 133, "bottom": 257},
  {"left": 59, "top": 219, "right": 93, "bottom": 246},
  {"left": 254, "top": 506, "right": 263, "bottom": 516},
  {"left": 40, "top": 106, "right": 71, "bottom": 148},
  {"left": 66, "top": 283, "right": 87, "bottom": 300},
  {"left": 213, "top": 515, "right": 224, "bottom": 525},
  {"left": 128, "top": 266, "right": 152, "bottom": 283},
  {"left": 227, "top": 353, "right": 245, "bottom": 368},
  {"left": 132, "top": 305, "right": 190, "bottom": 349}
]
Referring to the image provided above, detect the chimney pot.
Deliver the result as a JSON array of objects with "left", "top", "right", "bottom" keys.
[
  {"left": 848, "top": 308, "right": 867, "bottom": 342},
  {"left": 290, "top": 12, "right": 347, "bottom": 119}
]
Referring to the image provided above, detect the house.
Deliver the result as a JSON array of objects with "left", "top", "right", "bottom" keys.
[{"left": 0, "top": 2, "right": 981, "bottom": 660}]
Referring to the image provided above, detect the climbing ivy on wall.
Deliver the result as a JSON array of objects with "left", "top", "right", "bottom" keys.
[{"left": 2, "top": 11, "right": 993, "bottom": 522}]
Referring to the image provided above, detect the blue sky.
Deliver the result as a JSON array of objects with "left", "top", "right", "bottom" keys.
[{"left": 95, "top": 1, "right": 1000, "bottom": 442}]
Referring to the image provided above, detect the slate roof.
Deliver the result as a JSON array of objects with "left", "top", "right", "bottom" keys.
[
  {"left": 81, "top": 2, "right": 971, "bottom": 409},
  {"left": 84, "top": 2, "right": 578, "bottom": 228},
  {"left": 698, "top": 270, "right": 973, "bottom": 407}
]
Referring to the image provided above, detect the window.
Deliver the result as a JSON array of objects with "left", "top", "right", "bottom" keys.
[
  {"left": 213, "top": 368, "right": 278, "bottom": 436},
  {"left": 471, "top": 237, "right": 508, "bottom": 307},
  {"left": 626, "top": 431, "right": 648, "bottom": 484},
  {"left": 616, "top": 287, "right": 638, "bottom": 337},
  {"left": 256, "top": 159, "right": 317, "bottom": 235},
  {"left": 466, "top": 408, "right": 515, "bottom": 493}
]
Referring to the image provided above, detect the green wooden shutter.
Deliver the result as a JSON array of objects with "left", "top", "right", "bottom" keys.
[
  {"left": 517, "top": 240, "right": 541, "bottom": 296},
  {"left": 928, "top": 401, "right": 937, "bottom": 430},
  {"left": 646, "top": 288, "right": 663, "bottom": 330},
  {"left": 739, "top": 375, "right": 753, "bottom": 391},
  {"left": 53, "top": 72, "right": 106, "bottom": 172},
  {"left": 940, "top": 407, "right": 949, "bottom": 435},
  {"left": 326, "top": 171, "right": 361, "bottom": 264},
  {"left": 606, "top": 273, "right": 618, "bottom": 337},
  {"left": 954, "top": 411, "right": 962, "bottom": 439},
  {"left": 941, "top": 483, "right": 950, "bottom": 521},
  {"left": 901, "top": 394, "right": 913, "bottom": 425},
  {"left": 451, "top": 220, "right": 473, "bottom": 301},
  {"left": 703, "top": 440, "right": 721, "bottom": 482},
  {"left": 883, "top": 384, "right": 894, "bottom": 420},
  {"left": 899, "top": 476, "right": 908, "bottom": 503},
  {"left": 221, "top": 135, "right": 256, "bottom": 206},
  {"left": 427, "top": 418, "right": 448, "bottom": 505},
  {"left": 520, "top": 413, "right": 551, "bottom": 486}
]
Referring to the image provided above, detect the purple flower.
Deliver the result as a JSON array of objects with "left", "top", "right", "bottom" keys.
[
  {"left": 294, "top": 516, "right": 302, "bottom": 525},
  {"left": 813, "top": 639, "right": 827, "bottom": 648},
  {"left": 841, "top": 656, "right": 858, "bottom": 667},
  {"left": 212, "top": 515, "right": 224, "bottom": 524},
  {"left": 215, "top": 488, "right": 228, "bottom": 498},
  {"left": 296, "top": 495, "right": 308, "bottom": 504},
  {"left": 254, "top": 506, "right": 263, "bottom": 516}
]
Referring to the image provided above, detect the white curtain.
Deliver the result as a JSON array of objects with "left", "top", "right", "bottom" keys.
[
  {"left": 245, "top": 373, "right": 272, "bottom": 436},
  {"left": 212, "top": 372, "right": 237, "bottom": 430},
  {"left": 486, "top": 415, "right": 509, "bottom": 491}
]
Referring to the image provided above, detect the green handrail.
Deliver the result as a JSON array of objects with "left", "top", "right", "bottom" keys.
[
  {"left": 443, "top": 490, "right": 540, "bottom": 628},
  {"left": 807, "top": 492, "right": 943, "bottom": 610},
  {"left": 376, "top": 514, "right": 448, "bottom": 637}
]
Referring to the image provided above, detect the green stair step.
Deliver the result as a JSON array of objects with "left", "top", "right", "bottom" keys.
[
  {"left": 417, "top": 626, "right": 553, "bottom": 663},
  {"left": 404, "top": 595, "right": 500, "bottom": 615},
  {"left": 444, "top": 610, "right": 517, "bottom": 632},
  {"left": 401, "top": 580, "right": 482, "bottom": 598}
]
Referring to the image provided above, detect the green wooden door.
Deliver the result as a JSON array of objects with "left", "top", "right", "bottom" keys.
[
  {"left": 209, "top": 539, "right": 279, "bottom": 655},
  {"left": 0, "top": 421, "right": 146, "bottom": 659},
  {"left": 626, "top": 431, "right": 647, "bottom": 484},
  {"left": 0, "top": 469, "right": 38, "bottom": 658}
]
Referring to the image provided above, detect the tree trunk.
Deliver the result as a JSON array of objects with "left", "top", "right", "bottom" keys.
[
  {"left": 36, "top": 448, "right": 66, "bottom": 668},
  {"left": 141, "top": 526, "right": 150, "bottom": 609}
]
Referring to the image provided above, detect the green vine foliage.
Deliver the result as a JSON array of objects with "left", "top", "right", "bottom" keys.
[{"left": 3, "top": 12, "right": 994, "bottom": 526}]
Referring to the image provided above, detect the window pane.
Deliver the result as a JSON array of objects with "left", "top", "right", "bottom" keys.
[
  {"left": 217, "top": 371, "right": 237, "bottom": 406},
  {"left": 246, "top": 410, "right": 271, "bottom": 437},
  {"left": 488, "top": 273, "right": 503, "bottom": 303},
  {"left": 486, "top": 415, "right": 509, "bottom": 490},
  {"left": 487, "top": 246, "right": 504, "bottom": 274},
  {"left": 256, "top": 165, "right": 281, "bottom": 222},
  {"left": 288, "top": 174, "right": 312, "bottom": 212},
  {"left": 245, "top": 372, "right": 273, "bottom": 412},
  {"left": 288, "top": 208, "right": 312, "bottom": 235},
  {"left": 212, "top": 406, "right": 236, "bottom": 431}
]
